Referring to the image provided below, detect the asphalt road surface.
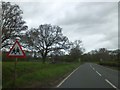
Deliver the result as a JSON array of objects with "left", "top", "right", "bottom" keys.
[{"left": 57, "top": 63, "right": 119, "bottom": 89}]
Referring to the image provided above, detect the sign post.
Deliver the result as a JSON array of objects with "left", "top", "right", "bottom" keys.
[
  {"left": 7, "top": 39, "right": 26, "bottom": 88},
  {"left": 14, "top": 58, "right": 17, "bottom": 88}
]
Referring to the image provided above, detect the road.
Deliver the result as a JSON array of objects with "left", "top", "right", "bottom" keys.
[{"left": 57, "top": 63, "right": 119, "bottom": 89}]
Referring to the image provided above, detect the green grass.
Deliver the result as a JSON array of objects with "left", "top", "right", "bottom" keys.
[
  {"left": 2, "top": 61, "right": 80, "bottom": 88},
  {"left": 0, "top": 62, "right": 2, "bottom": 89}
]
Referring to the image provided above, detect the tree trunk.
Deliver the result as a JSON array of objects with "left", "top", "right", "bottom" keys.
[
  {"left": 42, "top": 49, "right": 48, "bottom": 63},
  {"left": 42, "top": 55, "right": 46, "bottom": 64}
]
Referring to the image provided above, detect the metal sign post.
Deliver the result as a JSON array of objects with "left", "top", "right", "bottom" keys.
[
  {"left": 14, "top": 58, "right": 17, "bottom": 88},
  {"left": 7, "top": 39, "right": 26, "bottom": 88}
]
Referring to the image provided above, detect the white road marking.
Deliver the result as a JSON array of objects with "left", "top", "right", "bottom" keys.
[
  {"left": 90, "top": 64, "right": 95, "bottom": 71},
  {"left": 90, "top": 64, "right": 101, "bottom": 77},
  {"left": 56, "top": 66, "right": 80, "bottom": 87},
  {"left": 92, "top": 67, "right": 95, "bottom": 70},
  {"left": 96, "top": 71, "right": 102, "bottom": 76},
  {"left": 90, "top": 64, "right": 94, "bottom": 70},
  {"left": 105, "top": 79, "right": 117, "bottom": 88},
  {"left": 90, "top": 64, "right": 92, "bottom": 68}
]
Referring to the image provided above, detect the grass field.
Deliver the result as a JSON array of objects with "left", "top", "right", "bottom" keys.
[{"left": 2, "top": 61, "right": 80, "bottom": 88}]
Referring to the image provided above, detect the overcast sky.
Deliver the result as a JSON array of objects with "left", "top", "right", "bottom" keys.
[{"left": 10, "top": 0, "right": 118, "bottom": 52}]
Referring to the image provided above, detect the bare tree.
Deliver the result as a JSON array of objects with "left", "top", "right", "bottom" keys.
[
  {"left": 1, "top": 2, "right": 28, "bottom": 48},
  {"left": 25, "top": 24, "right": 69, "bottom": 63},
  {"left": 69, "top": 40, "right": 85, "bottom": 61},
  {"left": 97, "top": 48, "right": 111, "bottom": 61}
]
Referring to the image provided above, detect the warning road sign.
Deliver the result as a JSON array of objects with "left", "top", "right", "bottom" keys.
[{"left": 7, "top": 40, "right": 26, "bottom": 58}]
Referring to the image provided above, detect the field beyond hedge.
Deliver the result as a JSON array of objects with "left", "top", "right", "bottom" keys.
[{"left": 2, "top": 62, "right": 80, "bottom": 88}]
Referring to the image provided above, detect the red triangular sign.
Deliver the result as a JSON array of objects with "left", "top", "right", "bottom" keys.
[{"left": 7, "top": 40, "right": 26, "bottom": 58}]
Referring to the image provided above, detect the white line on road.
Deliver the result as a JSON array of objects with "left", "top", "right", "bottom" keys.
[
  {"left": 90, "top": 64, "right": 92, "bottom": 68},
  {"left": 56, "top": 66, "right": 80, "bottom": 87},
  {"left": 105, "top": 79, "right": 117, "bottom": 88},
  {"left": 92, "top": 67, "right": 95, "bottom": 70},
  {"left": 90, "top": 64, "right": 96, "bottom": 71},
  {"left": 95, "top": 71, "right": 102, "bottom": 76},
  {"left": 90, "top": 64, "right": 94, "bottom": 70}
]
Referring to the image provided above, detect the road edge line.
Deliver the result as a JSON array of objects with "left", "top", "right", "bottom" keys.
[{"left": 56, "top": 66, "right": 80, "bottom": 87}]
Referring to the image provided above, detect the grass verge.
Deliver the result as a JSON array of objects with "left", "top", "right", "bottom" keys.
[
  {"left": 2, "top": 61, "right": 81, "bottom": 88},
  {"left": 0, "top": 62, "right": 2, "bottom": 89}
]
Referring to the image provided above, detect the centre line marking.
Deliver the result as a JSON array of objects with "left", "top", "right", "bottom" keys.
[
  {"left": 105, "top": 79, "right": 117, "bottom": 88},
  {"left": 92, "top": 67, "right": 95, "bottom": 70},
  {"left": 90, "top": 64, "right": 92, "bottom": 68},
  {"left": 96, "top": 71, "right": 102, "bottom": 76}
]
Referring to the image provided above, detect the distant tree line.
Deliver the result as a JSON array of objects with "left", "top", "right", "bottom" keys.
[{"left": 81, "top": 48, "right": 119, "bottom": 63}]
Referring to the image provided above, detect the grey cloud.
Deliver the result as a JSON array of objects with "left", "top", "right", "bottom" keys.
[
  {"left": 12, "top": 1, "right": 118, "bottom": 52},
  {"left": 57, "top": 2, "right": 117, "bottom": 26},
  {"left": 56, "top": 2, "right": 118, "bottom": 52}
]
